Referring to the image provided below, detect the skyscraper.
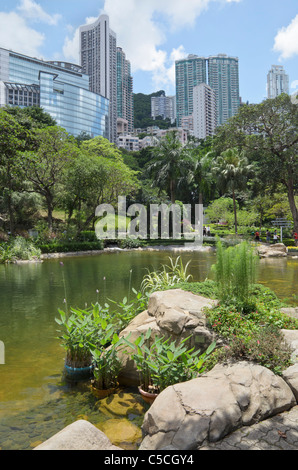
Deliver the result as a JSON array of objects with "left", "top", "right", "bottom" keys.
[
  {"left": 267, "top": 65, "right": 289, "bottom": 99},
  {"left": 175, "top": 55, "right": 207, "bottom": 127},
  {"left": 193, "top": 83, "right": 216, "bottom": 140},
  {"left": 80, "top": 14, "right": 117, "bottom": 143},
  {"left": 117, "top": 47, "right": 134, "bottom": 133},
  {"left": 208, "top": 54, "right": 240, "bottom": 127},
  {"left": 151, "top": 92, "right": 176, "bottom": 124}
]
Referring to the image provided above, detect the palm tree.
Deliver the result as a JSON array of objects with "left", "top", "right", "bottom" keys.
[
  {"left": 191, "top": 150, "right": 216, "bottom": 206},
  {"left": 147, "top": 132, "right": 194, "bottom": 204},
  {"left": 212, "top": 148, "right": 254, "bottom": 234}
]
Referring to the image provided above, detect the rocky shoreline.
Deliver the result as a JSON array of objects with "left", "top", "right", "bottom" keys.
[
  {"left": 34, "top": 288, "right": 298, "bottom": 451},
  {"left": 10, "top": 241, "right": 295, "bottom": 264}
]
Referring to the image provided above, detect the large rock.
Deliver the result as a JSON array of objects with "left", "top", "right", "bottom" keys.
[
  {"left": 257, "top": 243, "right": 287, "bottom": 258},
  {"left": 118, "top": 289, "right": 217, "bottom": 386},
  {"left": 281, "top": 307, "right": 298, "bottom": 320},
  {"left": 283, "top": 364, "right": 298, "bottom": 402},
  {"left": 34, "top": 420, "right": 122, "bottom": 451},
  {"left": 281, "top": 329, "right": 298, "bottom": 363},
  {"left": 139, "top": 361, "right": 296, "bottom": 450}
]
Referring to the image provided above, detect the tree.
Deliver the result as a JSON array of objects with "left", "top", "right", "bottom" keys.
[
  {"left": 4, "top": 106, "right": 56, "bottom": 129},
  {"left": 147, "top": 132, "right": 194, "bottom": 204},
  {"left": 190, "top": 149, "right": 216, "bottom": 206},
  {"left": 0, "top": 109, "right": 30, "bottom": 233},
  {"left": 21, "top": 126, "right": 79, "bottom": 231},
  {"left": 63, "top": 137, "right": 139, "bottom": 235},
  {"left": 212, "top": 148, "right": 254, "bottom": 234},
  {"left": 214, "top": 94, "right": 298, "bottom": 233}
]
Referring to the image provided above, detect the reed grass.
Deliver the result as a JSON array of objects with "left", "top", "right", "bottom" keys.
[{"left": 212, "top": 238, "right": 259, "bottom": 312}]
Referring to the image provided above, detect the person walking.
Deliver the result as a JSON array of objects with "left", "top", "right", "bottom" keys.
[{"left": 266, "top": 230, "right": 271, "bottom": 244}]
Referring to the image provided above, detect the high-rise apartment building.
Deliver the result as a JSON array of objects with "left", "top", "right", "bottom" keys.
[
  {"left": 193, "top": 83, "right": 216, "bottom": 140},
  {"left": 208, "top": 54, "right": 240, "bottom": 127},
  {"left": 80, "top": 15, "right": 117, "bottom": 143},
  {"left": 267, "top": 65, "right": 289, "bottom": 99},
  {"left": 175, "top": 55, "right": 207, "bottom": 127},
  {"left": 151, "top": 92, "right": 176, "bottom": 124},
  {"left": 0, "top": 47, "right": 109, "bottom": 138},
  {"left": 175, "top": 53, "right": 240, "bottom": 130},
  {"left": 117, "top": 47, "right": 134, "bottom": 133}
]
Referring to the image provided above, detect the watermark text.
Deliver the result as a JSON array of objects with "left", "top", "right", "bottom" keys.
[{"left": 0, "top": 341, "right": 4, "bottom": 364}]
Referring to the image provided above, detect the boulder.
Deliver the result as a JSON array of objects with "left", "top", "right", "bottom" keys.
[
  {"left": 283, "top": 364, "right": 298, "bottom": 402},
  {"left": 33, "top": 420, "right": 122, "bottom": 450},
  {"left": 281, "top": 329, "right": 298, "bottom": 363},
  {"left": 118, "top": 289, "right": 217, "bottom": 386},
  {"left": 139, "top": 361, "right": 296, "bottom": 450},
  {"left": 281, "top": 307, "right": 298, "bottom": 320},
  {"left": 257, "top": 243, "right": 287, "bottom": 258}
]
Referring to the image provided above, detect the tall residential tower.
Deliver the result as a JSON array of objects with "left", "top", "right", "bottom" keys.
[
  {"left": 267, "top": 65, "right": 289, "bottom": 99},
  {"left": 207, "top": 54, "right": 240, "bottom": 127},
  {"left": 80, "top": 14, "right": 117, "bottom": 143},
  {"left": 175, "top": 55, "right": 207, "bottom": 127},
  {"left": 117, "top": 47, "right": 134, "bottom": 133}
]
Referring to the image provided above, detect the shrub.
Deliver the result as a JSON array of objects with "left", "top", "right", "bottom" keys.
[
  {"left": 37, "top": 240, "right": 104, "bottom": 253},
  {"left": 204, "top": 283, "right": 298, "bottom": 375},
  {"left": 215, "top": 326, "right": 293, "bottom": 376},
  {"left": 0, "top": 236, "right": 41, "bottom": 262}
]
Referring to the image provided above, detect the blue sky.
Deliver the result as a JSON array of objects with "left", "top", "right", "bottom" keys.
[{"left": 0, "top": 0, "right": 297, "bottom": 104}]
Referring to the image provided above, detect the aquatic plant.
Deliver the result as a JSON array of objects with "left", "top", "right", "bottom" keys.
[{"left": 140, "top": 256, "right": 192, "bottom": 293}]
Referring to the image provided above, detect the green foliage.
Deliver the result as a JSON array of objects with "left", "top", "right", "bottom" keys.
[
  {"left": 37, "top": 240, "right": 104, "bottom": 254},
  {"left": 91, "top": 329, "right": 124, "bottom": 390},
  {"left": 0, "top": 236, "right": 41, "bottom": 262},
  {"left": 140, "top": 256, "right": 192, "bottom": 293},
  {"left": 205, "top": 283, "right": 298, "bottom": 374},
  {"left": 147, "top": 132, "right": 195, "bottom": 203},
  {"left": 133, "top": 90, "right": 173, "bottom": 129},
  {"left": 213, "top": 94, "right": 298, "bottom": 233},
  {"left": 55, "top": 303, "right": 106, "bottom": 368},
  {"left": 124, "top": 328, "right": 216, "bottom": 392},
  {"left": 107, "top": 288, "right": 150, "bottom": 332},
  {"left": 212, "top": 238, "right": 259, "bottom": 312},
  {"left": 55, "top": 287, "right": 149, "bottom": 367},
  {"left": 169, "top": 280, "right": 218, "bottom": 299}
]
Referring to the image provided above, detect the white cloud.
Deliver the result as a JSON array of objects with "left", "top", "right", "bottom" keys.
[
  {"left": 0, "top": 12, "right": 44, "bottom": 57},
  {"left": 273, "top": 14, "right": 298, "bottom": 60},
  {"left": 17, "top": 0, "right": 61, "bottom": 25},
  {"left": 0, "top": 1, "right": 62, "bottom": 58}
]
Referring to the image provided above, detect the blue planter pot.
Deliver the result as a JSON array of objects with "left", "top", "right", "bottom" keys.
[{"left": 64, "top": 364, "right": 94, "bottom": 382}]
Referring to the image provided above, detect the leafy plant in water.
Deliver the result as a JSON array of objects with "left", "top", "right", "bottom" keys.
[
  {"left": 124, "top": 329, "right": 216, "bottom": 393},
  {"left": 91, "top": 326, "right": 124, "bottom": 390},
  {"left": 55, "top": 303, "right": 110, "bottom": 368}
]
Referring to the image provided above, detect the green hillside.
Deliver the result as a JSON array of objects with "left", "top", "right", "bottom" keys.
[{"left": 133, "top": 90, "right": 173, "bottom": 130}]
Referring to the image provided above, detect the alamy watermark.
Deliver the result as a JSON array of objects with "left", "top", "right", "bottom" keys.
[
  {"left": 0, "top": 341, "right": 4, "bottom": 365},
  {"left": 95, "top": 197, "right": 203, "bottom": 246}
]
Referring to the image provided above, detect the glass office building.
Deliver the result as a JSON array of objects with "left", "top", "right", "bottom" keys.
[{"left": 0, "top": 47, "right": 109, "bottom": 139}]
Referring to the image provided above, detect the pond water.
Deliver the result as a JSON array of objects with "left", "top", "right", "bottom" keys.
[{"left": 0, "top": 249, "right": 297, "bottom": 450}]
